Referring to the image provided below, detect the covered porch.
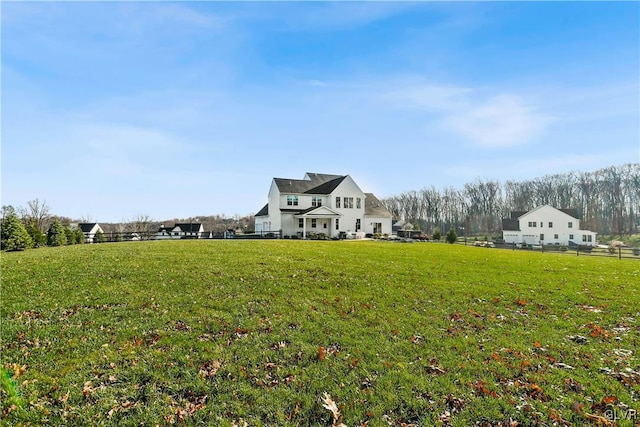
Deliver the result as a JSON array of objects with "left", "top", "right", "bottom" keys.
[{"left": 294, "top": 206, "right": 342, "bottom": 239}]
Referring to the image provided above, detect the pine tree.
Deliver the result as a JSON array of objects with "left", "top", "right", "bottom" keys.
[
  {"left": 47, "top": 219, "right": 67, "bottom": 247},
  {"left": 25, "top": 220, "right": 47, "bottom": 248},
  {"left": 64, "top": 226, "right": 75, "bottom": 245},
  {"left": 1, "top": 212, "right": 33, "bottom": 251},
  {"left": 93, "top": 230, "right": 105, "bottom": 243},
  {"left": 74, "top": 228, "right": 86, "bottom": 244},
  {"left": 445, "top": 226, "right": 457, "bottom": 244},
  {"left": 432, "top": 228, "right": 441, "bottom": 241}
]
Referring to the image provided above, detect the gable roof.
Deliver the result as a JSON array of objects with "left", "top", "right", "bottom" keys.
[
  {"left": 79, "top": 223, "right": 100, "bottom": 233},
  {"left": 364, "top": 193, "right": 392, "bottom": 218},
  {"left": 274, "top": 172, "right": 346, "bottom": 195},
  {"left": 294, "top": 206, "right": 341, "bottom": 217},
  {"left": 174, "top": 223, "right": 202, "bottom": 233},
  {"left": 517, "top": 205, "right": 580, "bottom": 219},
  {"left": 255, "top": 204, "right": 269, "bottom": 217},
  {"left": 307, "top": 176, "right": 347, "bottom": 194}
]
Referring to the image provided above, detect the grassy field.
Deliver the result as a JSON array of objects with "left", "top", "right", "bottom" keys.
[{"left": 1, "top": 240, "right": 639, "bottom": 426}]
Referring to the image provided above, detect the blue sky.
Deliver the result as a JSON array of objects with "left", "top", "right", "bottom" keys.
[{"left": 2, "top": 1, "right": 638, "bottom": 222}]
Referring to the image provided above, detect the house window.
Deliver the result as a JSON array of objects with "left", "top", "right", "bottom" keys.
[
  {"left": 554, "top": 234, "right": 559, "bottom": 239},
  {"left": 568, "top": 222, "right": 573, "bottom": 228},
  {"left": 540, "top": 234, "right": 544, "bottom": 241},
  {"left": 312, "top": 196, "right": 322, "bottom": 207},
  {"left": 287, "top": 195, "right": 298, "bottom": 206},
  {"left": 373, "top": 222, "right": 382, "bottom": 234},
  {"left": 311, "top": 219, "right": 317, "bottom": 228},
  {"left": 528, "top": 221, "right": 536, "bottom": 227},
  {"left": 323, "top": 223, "right": 327, "bottom": 229},
  {"left": 356, "top": 198, "right": 361, "bottom": 209},
  {"left": 298, "top": 219, "right": 304, "bottom": 228},
  {"left": 582, "top": 235, "right": 593, "bottom": 243},
  {"left": 569, "top": 234, "right": 574, "bottom": 240},
  {"left": 356, "top": 219, "right": 361, "bottom": 231},
  {"left": 335, "top": 197, "right": 341, "bottom": 208},
  {"left": 336, "top": 219, "right": 339, "bottom": 230},
  {"left": 549, "top": 222, "right": 553, "bottom": 228},
  {"left": 344, "top": 197, "right": 354, "bottom": 208}
]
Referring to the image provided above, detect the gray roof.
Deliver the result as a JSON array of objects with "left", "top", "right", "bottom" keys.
[
  {"left": 512, "top": 207, "right": 580, "bottom": 219},
  {"left": 364, "top": 193, "right": 392, "bottom": 218},
  {"left": 255, "top": 204, "right": 268, "bottom": 217},
  {"left": 79, "top": 223, "right": 99, "bottom": 233},
  {"left": 558, "top": 208, "right": 580, "bottom": 219},
  {"left": 274, "top": 172, "right": 345, "bottom": 194},
  {"left": 174, "top": 223, "right": 202, "bottom": 232},
  {"left": 502, "top": 218, "right": 520, "bottom": 231}
]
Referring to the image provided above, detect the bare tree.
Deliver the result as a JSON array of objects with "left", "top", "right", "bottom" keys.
[
  {"left": 131, "top": 214, "right": 154, "bottom": 240},
  {"left": 26, "top": 199, "right": 52, "bottom": 233}
]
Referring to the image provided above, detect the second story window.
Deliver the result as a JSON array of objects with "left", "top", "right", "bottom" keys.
[
  {"left": 568, "top": 222, "right": 573, "bottom": 228},
  {"left": 548, "top": 222, "right": 553, "bottom": 228},
  {"left": 344, "top": 197, "right": 354, "bottom": 209},
  {"left": 356, "top": 198, "right": 361, "bottom": 209},
  {"left": 287, "top": 195, "right": 298, "bottom": 206},
  {"left": 312, "top": 196, "right": 322, "bottom": 207},
  {"left": 335, "top": 197, "right": 341, "bottom": 208}
]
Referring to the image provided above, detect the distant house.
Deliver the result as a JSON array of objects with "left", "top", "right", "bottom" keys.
[
  {"left": 502, "top": 205, "right": 597, "bottom": 247},
  {"left": 254, "top": 172, "right": 392, "bottom": 238},
  {"left": 78, "top": 223, "right": 104, "bottom": 244},
  {"left": 156, "top": 223, "right": 204, "bottom": 240}
]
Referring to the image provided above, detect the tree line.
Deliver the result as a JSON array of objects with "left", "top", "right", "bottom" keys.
[
  {"left": 381, "top": 164, "right": 639, "bottom": 238},
  {"left": 0, "top": 199, "right": 257, "bottom": 251},
  {"left": 0, "top": 204, "right": 100, "bottom": 251}
]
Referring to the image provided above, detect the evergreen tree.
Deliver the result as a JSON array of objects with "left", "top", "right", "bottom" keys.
[
  {"left": 93, "top": 230, "right": 105, "bottom": 243},
  {"left": 64, "top": 226, "right": 75, "bottom": 245},
  {"left": 445, "top": 226, "right": 457, "bottom": 244},
  {"left": 1, "top": 212, "right": 33, "bottom": 251},
  {"left": 47, "top": 219, "right": 67, "bottom": 247},
  {"left": 25, "top": 220, "right": 47, "bottom": 248},
  {"left": 74, "top": 228, "right": 86, "bottom": 244},
  {"left": 432, "top": 228, "right": 441, "bottom": 241}
]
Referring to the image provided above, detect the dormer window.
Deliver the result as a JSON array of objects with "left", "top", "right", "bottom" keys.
[
  {"left": 312, "top": 196, "right": 322, "bottom": 207},
  {"left": 287, "top": 195, "right": 298, "bottom": 206}
]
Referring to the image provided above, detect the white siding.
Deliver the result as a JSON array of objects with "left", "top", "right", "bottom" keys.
[{"left": 504, "top": 205, "right": 596, "bottom": 246}]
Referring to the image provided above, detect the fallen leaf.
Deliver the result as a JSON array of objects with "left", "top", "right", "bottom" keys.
[
  {"left": 584, "top": 412, "right": 613, "bottom": 426},
  {"left": 318, "top": 346, "right": 326, "bottom": 361}
]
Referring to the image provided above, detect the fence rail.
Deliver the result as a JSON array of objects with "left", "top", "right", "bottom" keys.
[{"left": 460, "top": 240, "right": 640, "bottom": 259}]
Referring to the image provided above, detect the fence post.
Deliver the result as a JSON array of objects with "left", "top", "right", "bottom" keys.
[
  {"left": 619, "top": 246, "right": 622, "bottom": 260},
  {"left": 577, "top": 246, "right": 579, "bottom": 256}
]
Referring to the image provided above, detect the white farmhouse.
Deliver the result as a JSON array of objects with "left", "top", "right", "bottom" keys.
[
  {"left": 254, "top": 172, "right": 392, "bottom": 238},
  {"left": 156, "top": 223, "right": 204, "bottom": 240},
  {"left": 502, "top": 205, "right": 597, "bottom": 247},
  {"left": 78, "top": 223, "right": 104, "bottom": 243}
]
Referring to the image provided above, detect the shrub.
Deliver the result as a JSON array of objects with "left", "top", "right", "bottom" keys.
[
  {"left": 445, "top": 226, "right": 457, "bottom": 244},
  {"left": 432, "top": 228, "right": 441, "bottom": 241}
]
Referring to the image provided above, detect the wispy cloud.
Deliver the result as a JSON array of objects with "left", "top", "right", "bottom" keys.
[
  {"left": 445, "top": 94, "right": 553, "bottom": 148},
  {"left": 382, "top": 80, "right": 553, "bottom": 148}
]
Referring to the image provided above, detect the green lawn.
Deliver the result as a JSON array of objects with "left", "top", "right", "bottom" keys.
[{"left": 1, "top": 241, "right": 639, "bottom": 426}]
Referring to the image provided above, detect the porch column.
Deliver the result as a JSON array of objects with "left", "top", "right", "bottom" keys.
[{"left": 302, "top": 218, "right": 307, "bottom": 239}]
